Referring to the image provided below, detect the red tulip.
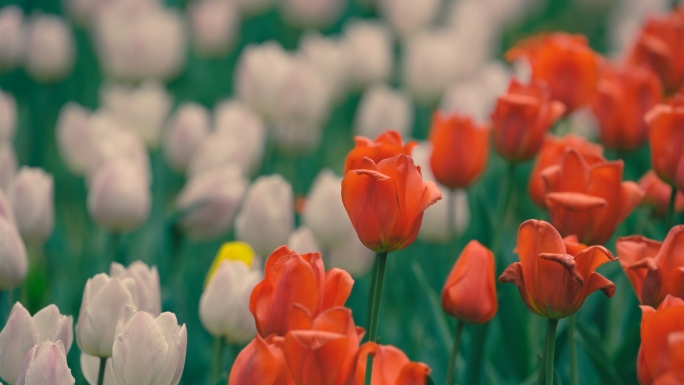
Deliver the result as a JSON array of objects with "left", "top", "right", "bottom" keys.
[
  {"left": 341, "top": 154, "right": 442, "bottom": 253},
  {"left": 351, "top": 342, "right": 431, "bottom": 385},
  {"left": 491, "top": 79, "right": 565, "bottom": 162},
  {"left": 506, "top": 33, "right": 602, "bottom": 113},
  {"left": 529, "top": 134, "right": 605, "bottom": 207},
  {"left": 441, "top": 240, "right": 498, "bottom": 324},
  {"left": 428, "top": 112, "right": 490, "bottom": 190},
  {"left": 639, "top": 171, "right": 684, "bottom": 216},
  {"left": 499, "top": 219, "right": 616, "bottom": 319},
  {"left": 646, "top": 93, "right": 684, "bottom": 192},
  {"left": 541, "top": 148, "right": 644, "bottom": 245},
  {"left": 229, "top": 335, "right": 295, "bottom": 385},
  {"left": 653, "top": 332, "right": 684, "bottom": 385},
  {"left": 345, "top": 131, "right": 417, "bottom": 173},
  {"left": 592, "top": 64, "right": 663, "bottom": 151},
  {"left": 638, "top": 295, "right": 684, "bottom": 385}
]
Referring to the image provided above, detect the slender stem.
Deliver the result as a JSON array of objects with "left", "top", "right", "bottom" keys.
[
  {"left": 490, "top": 163, "right": 516, "bottom": 256},
  {"left": 544, "top": 319, "right": 559, "bottom": 385},
  {"left": 569, "top": 315, "right": 578, "bottom": 385},
  {"left": 212, "top": 336, "right": 226, "bottom": 381},
  {"left": 365, "top": 257, "right": 379, "bottom": 335},
  {"left": 364, "top": 252, "right": 388, "bottom": 385},
  {"left": 97, "top": 357, "right": 107, "bottom": 385},
  {"left": 444, "top": 321, "right": 465, "bottom": 385},
  {"left": 0, "top": 290, "right": 5, "bottom": 325},
  {"left": 666, "top": 185, "right": 677, "bottom": 229},
  {"left": 447, "top": 189, "right": 455, "bottom": 242},
  {"left": 537, "top": 321, "right": 549, "bottom": 385}
]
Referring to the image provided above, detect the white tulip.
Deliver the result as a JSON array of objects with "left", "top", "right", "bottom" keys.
[
  {"left": 0, "top": 302, "right": 73, "bottom": 385},
  {"left": 8, "top": 167, "right": 54, "bottom": 243},
  {"left": 188, "top": 131, "right": 258, "bottom": 178},
  {"left": 280, "top": 0, "right": 344, "bottom": 28},
  {"left": 342, "top": 20, "right": 393, "bottom": 89},
  {"left": 287, "top": 226, "right": 321, "bottom": 254},
  {"left": 24, "top": 15, "right": 75, "bottom": 82},
  {"left": 0, "top": 6, "right": 24, "bottom": 70},
  {"left": 199, "top": 260, "right": 261, "bottom": 344},
  {"left": 0, "top": 142, "right": 17, "bottom": 190},
  {"left": 234, "top": 0, "right": 274, "bottom": 15},
  {"left": 355, "top": 84, "right": 413, "bottom": 138},
  {"left": 190, "top": 0, "right": 240, "bottom": 58},
  {"left": 298, "top": 32, "right": 348, "bottom": 103},
  {"left": 443, "top": 1, "right": 497, "bottom": 80},
  {"left": 0, "top": 216, "right": 25, "bottom": 290},
  {"left": 80, "top": 353, "right": 115, "bottom": 385},
  {"left": 110, "top": 261, "right": 161, "bottom": 316},
  {"left": 378, "top": 0, "right": 440, "bottom": 38},
  {"left": 328, "top": 232, "right": 375, "bottom": 277},
  {"left": 302, "top": 170, "right": 351, "bottom": 249},
  {"left": 0, "top": 189, "right": 17, "bottom": 226},
  {"left": 16, "top": 341, "right": 75, "bottom": 385},
  {"left": 176, "top": 167, "right": 248, "bottom": 241},
  {"left": 76, "top": 274, "right": 138, "bottom": 358},
  {"left": 56, "top": 103, "right": 92, "bottom": 175},
  {"left": 213, "top": 100, "right": 266, "bottom": 175},
  {"left": 111, "top": 307, "right": 186, "bottom": 385},
  {"left": 0, "top": 89, "right": 16, "bottom": 141},
  {"left": 235, "top": 175, "right": 294, "bottom": 257},
  {"left": 163, "top": 103, "right": 211, "bottom": 173}
]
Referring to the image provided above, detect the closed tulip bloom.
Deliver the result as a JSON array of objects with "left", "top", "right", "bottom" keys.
[
  {"left": 354, "top": 84, "right": 413, "bottom": 139},
  {"left": 299, "top": 33, "right": 348, "bottom": 103},
  {"left": 111, "top": 307, "right": 187, "bottom": 385},
  {"left": 16, "top": 341, "right": 75, "bottom": 385},
  {"left": 492, "top": 79, "right": 565, "bottom": 162},
  {"left": 344, "top": 130, "right": 416, "bottom": 174},
  {"left": 302, "top": 170, "right": 352, "bottom": 249},
  {"left": 378, "top": 0, "right": 439, "bottom": 38},
  {"left": 0, "top": 216, "right": 27, "bottom": 290},
  {"left": 0, "top": 6, "right": 24, "bottom": 70},
  {"left": 288, "top": 227, "right": 321, "bottom": 254},
  {"left": 499, "top": 220, "right": 617, "bottom": 319},
  {"left": 342, "top": 155, "right": 442, "bottom": 253},
  {"left": 646, "top": 94, "right": 684, "bottom": 189},
  {"left": 592, "top": 64, "right": 662, "bottom": 151},
  {"left": 189, "top": 0, "right": 239, "bottom": 58},
  {"left": 529, "top": 134, "right": 605, "bottom": 207},
  {"left": 0, "top": 142, "right": 17, "bottom": 190},
  {"left": 229, "top": 335, "right": 294, "bottom": 385},
  {"left": 342, "top": 20, "right": 392, "bottom": 89},
  {"left": 0, "top": 303, "right": 73, "bottom": 385},
  {"left": 162, "top": 103, "right": 211, "bottom": 173},
  {"left": 235, "top": 175, "right": 294, "bottom": 257},
  {"left": 8, "top": 167, "right": 54, "bottom": 243},
  {"left": 352, "top": 342, "right": 431, "bottom": 385},
  {"left": 506, "top": 33, "right": 602, "bottom": 113},
  {"left": 56, "top": 103, "right": 92, "bottom": 175},
  {"left": 280, "top": 0, "right": 343, "bottom": 28},
  {"left": 429, "top": 112, "right": 490, "bottom": 190},
  {"left": 541, "top": 148, "right": 644, "bottom": 245},
  {"left": 638, "top": 295, "right": 684, "bottom": 385},
  {"left": 441, "top": 241, "right": 497, "bottom": 324},
  {"left": 213, "top": 100, "right": 266, "bottom": 176},
  {"left": 0, "top": 89, "right": 16, "bottom": 141},
  {"left": 639, "top": 170, "right": 684, "bottom": 216},
  {"left": 25, "top": 15, "right": 75, "bottom": 82},
  {"left": 76, "top": 273, "right": 138, "bottom": 358},
  {"left": 110, "top": 261, "right": 161, "bottom": 316}
]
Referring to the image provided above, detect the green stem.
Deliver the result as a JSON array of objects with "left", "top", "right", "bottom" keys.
[
  {"left": 569, "top": 315, "right": 578, "bottom": 385},
  {"left": 666, "top": 185, "right": 677, "bottom": 229},
  {"left": 490, "top": 163, "right": 516, "bottom": 256},
  {"left": 444, "top": 321, "right": 464, "bottom": 385},
  {"left": 447, "top": 189, "right": 455, "bottom": 242},
  {"left": 97, "top": 357, "right": 107, "bottom": 385},
  {"left": 364, "top": 252, "right": 388, "bottom": 385},
  {"left": 212, "top": 336, "right": 226, "bottom": 381},
  {"left": 537, "top": 322, "right": 549, "bottom": 385},
  {"left": 109, "top": 232, "right": 126, "bottom": 266},
  {"left": 365, "top": 258, "right": 379, "bottom": 335},
  {"left": 544, "top": 318, "right": 559, "bottom": 385}
]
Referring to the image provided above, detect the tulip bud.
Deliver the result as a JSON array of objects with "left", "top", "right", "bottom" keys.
[
  {"left": 288, "top": 227, "right": 321, "bottom": 254},
  {"left": 190, "top": 0, "right": 240, "bottom": 58},
  {"left": 16, "top": 341, "right": 75, "bottom": 385},
  {"left": 80, "top": 353, "right": 114, "bottom": 385},
  {"left": 212, "top": 99, "right": 266, "bottom": 175},
  {"left": 0, "top": 6, "right": 24, "bottom": 70},
  {"left": 235, "top": 175, "right": 294, "bottom": 257},
  {"left": 355, "top": 84, "right": 412, "bottom": 139},
  {"left": 378, "top": 0, "right": 440, "bottom": 38},
  {"left": 0, "top": 302, "right": 73, "bottom": 385},
  {"left": 87, "top": 159, "right": 151, "bottom": 233},
  {"left": 176, "top": 167, "right": 248, "bottom": 241},
  {"left": 0, "top": 216, "right": 26, "bottom": 289},
  {"left": 24, "top": 15, "right": 75, "bottom": 82},
  {"left": 162, "top": 103, "right": 211, "bottom": 173},
  {"left": 302, "top": 170, "right": 351, "bottom": 249},
  {"left": 56, "top": 103, "right": 92, "bottom": 176},
  {"left": 76, "top": 273, "right": 138, "bottom": 358},
  {"left": 110, "top": 261, "right": 161, "bottom": 316},
  {"left": 200, "top": 259, "right": 262, "bottom": 344},
  {"left": 342, "top": 20, "right": 392, "bottom": 89},
  {"left": 8, "top": 167, "right": 54, "bottom": 243},
  {"left": 0, "top": 89, "right": 16, "bottom": 141},
  {"left": 299, "top": 32, "right": 348, "bottom": 102},
  {"left": 328, "top": 231, "right": 375, "bottom": 277},
  {"left": 0, "top": 142, "right": 17, "bottom": 190},
  {"left": 402, "top": 30, "right": 459, "bottom": 105},
  {"left": 111, "top": 307, "right": 187, "bottom": 385},
  {"left": 280, "top": 0, "right": 343, "bottom": 28},
  {"left": 188, "top": 131, "right": 261, "bottom": 178}
]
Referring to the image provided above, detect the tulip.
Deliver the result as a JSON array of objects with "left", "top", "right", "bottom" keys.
[
  {"left": 354, "top": 84, "right": 413, "bottom": 139},
  {"left": 0, "top": 302, "right": 73, "bottom": 385},
  {"left": 110, "top": 261, "right": 161, "bottom": 316},
  {"left": 342, "top": 154, "right": 442, "bottom": 253},
  {"left": 24, "top": 15, "right": 74, "bottom": 82},
  {"left": 212, "top": 99, "right": 266, "bottom": 176},
  {"left": 234, "top": 0, "right": 275, "bottom": 15},
  {"left": 342, "top": 20, "right": 392, "bottom": 89},
  {"left": 280, "top": 0, "right": 343, "bottom": 28},
  {"left": 163, "top": 102, "right": 211, "bottom": 173},
  {"left": 56, "top": 103, "right": 92, "bottom": 176},
  {"left": 302, "top": 170, "right": 351, "bottom": 249},
  {"left": 646, "top": 94, "right": 684, "bottom": 192},
  {"left": 205, "top": 242, "right": 256, "bottom": 285},
  {"left": 249, "top": 246, "right": 353, "bottom": 337},
  {"left": 189, "top": 0, "right": 239, "bottom": 58},
  {"left": 344, "top": 130, "right": 416, "bottom": 174},
  {"left": 0, "top": 89, "right": 16, "bottom": 141},
  {"left": 0, "top": 6, "right": 24, "bottom": 70},
  {"left": 638, "top": 295, "right": 684, "bottom": 385},
  {"left": 8, "top": 167, "right": 54, "bottom": 243},
  {"left": 499, "top": 219, "right": 616, "bottom": 319},
  {"left": 491, "top": 79, "right": 565, "bottom": 162},
  {"left": 377, "top": 0, "right": 439, "bottom": 38},
  {"left": 428, "top": 112, "right": 490, "bottom": 190},
  {"left": 352, "top": 342, "right": 431, "bottom": 385},
  {"left": 0, "top": 142, "right": 16, "bottom": 190},
  {"left": 288, "top": 227, "right": 321, "bottom": 254},
  {"left": 541, "top": 148, "right": 644, "bottom": 245},
  {"left": 229, "top": 335, "right": 294, "bottom": 385},
  {"left": 176, "top": 167, "right": 248, "bottom": 241},
  {"left": 80, "top": 353, "right": 115, "bottom": 385},
  {"left": 639, "top": 170, "right": 684, "bottom": 216},
  {"left": 0, "top": 189, "right": 16, "bottom": 225},
  {"left": 76, "top": 273, "right": 138, "bottom": 358},
  {"left": 592, "top": 64, "right": 662, "bottom": 151},
  {"left": 235, "top": 175, "right": 294, "bottom": 257},
  {"left": 299, "top": 33, "right": 348, "bottom": 102},
  {"left": 506, "top": 33, "right": 602, "bottom": 113},
  {"left": 87, "top": 159, "right": 151, "bottom": 233},
  {"left": 652, "top": 332, "right": 684, "bottom": 385},
  {"left": 16, "top": 341, "right": 75, "bottom": 385},
  {"left": 0, "top": 216, "right": 26, "bottom": 290},
  {"left": 529, "top": 134, "right": 605, "bottom": 208},
  {"left": 111, "top": 307, "right": 187, "bottom": 385},
  {"left": 328, "top": 231, "right": 376, "bottom": 278}
]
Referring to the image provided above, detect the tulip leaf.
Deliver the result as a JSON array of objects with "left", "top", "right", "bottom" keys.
[
  {"left": 427, "top": 375, "right": 437, "bottom": 385},
  {"left": 575, "top": 319, "right": 625, "bottom": 385},
  {"left": 411, "top": 261, "right": 453, "bottom": 348}
]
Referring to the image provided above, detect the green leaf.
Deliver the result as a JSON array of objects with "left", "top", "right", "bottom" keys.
[{"left": 575, "top": 319, "right": 626, "bottom": 385}]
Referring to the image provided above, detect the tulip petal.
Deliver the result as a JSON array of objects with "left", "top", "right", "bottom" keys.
[
  {"left": 322, "top": 269, "right": 354, "bottom": 310},
  {"left": 617, "top": 235, "right": 662, "bottom": 305},
  {"left": 544, "top": 192, "right": 608, "bottom": 211},
  {"left": 539, "top": 253, "right": 584, "bottom": 284},
  {"left": 395, "top": 362, "right": 431, "bottom": 385},
  {"left": 585, "top": 273, "right": 616, "bottom": 298}
]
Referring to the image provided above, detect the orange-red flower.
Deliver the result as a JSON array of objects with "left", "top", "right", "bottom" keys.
[
  {"left": 341, "top": 154, "right": 442, "bottom": 253},
  {"left": 249, "top": 246, "right": 353, "bottom": 337},
  {"left": 506, "top": 33, "right": 602, "bottom": 113},
  {"left": 629, "top": 9, "right": 684, "bottom": 93},
  {"left": 491, "top": 79, "right": 565, "bottom": 162},
  {"left": 617, "top": 225, "right": 684, "bottom": 308},
  {"left": 441, "top": 240, "right": 498, "bottom": 324},
  {"left": 229, "top": 335, "right": 295, "bottom": 385},
  {"left": 639, "top": 171, "right": 684, "bottom": 216},
  {"left": 344, "top": 131, "right": 417, "bottom": 173},
  {"left": 541, "top": 148, "right": 644, "bottom": 245},
  {"left": 529, "top": 134, "right": 605, "bottom": 207},
  {"left": 499, "top": 219, "right": 616, "bottom": 319},
  {"left": 638, "top": 295, "right": 684, "bottom": 385},
  {"left": 646, "top": 93, "right": 684, "bottom": 191},
  {"left": 351, "top": 343, "right": 431, "bottom": 385},
  {"left": 652, "top": 332, "right": 684, "bottom": 385},
  {"left": 592, "top": 64, "right": 663, "bottom": 151},
  {"left": 428, "top": 112, "right": 490, "bottom": 189}
]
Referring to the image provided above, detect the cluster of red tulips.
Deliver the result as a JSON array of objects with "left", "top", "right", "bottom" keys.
[{"left": 227, "top": 7, "right": 684, "bottom": 385}]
